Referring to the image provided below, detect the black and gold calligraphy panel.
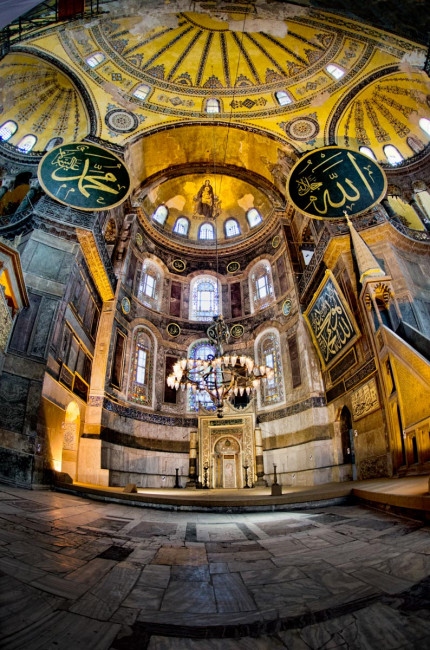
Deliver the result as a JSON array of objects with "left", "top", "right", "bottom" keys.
[
  {"left": 304, "top": 270, "right": 360, "bottom": 370},
  {"left": 287, "top": 146, "right": 386, "bottom": 219},
  {"left": 38, "top": 142, "right": 131, "bottom": 211}
]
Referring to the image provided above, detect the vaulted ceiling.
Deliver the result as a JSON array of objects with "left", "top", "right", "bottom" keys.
[{"left": 0, "top": 0, "right": 429, "bottom": 243}]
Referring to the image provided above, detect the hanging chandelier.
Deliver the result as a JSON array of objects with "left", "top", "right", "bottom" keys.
[{"left": 167, "top": 315, "right": 274, "bottom": 417}]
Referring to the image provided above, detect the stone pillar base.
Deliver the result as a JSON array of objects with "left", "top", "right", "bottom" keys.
[{"left": 254, "top": 477, "right": 268, "bottom": 487}]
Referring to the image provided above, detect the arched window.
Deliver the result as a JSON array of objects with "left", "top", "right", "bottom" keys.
[
  {"left": 190, "top": 276, "right": 219, "bottom": 321},
  {"left": 199, "top": 222, "right": 215, "bottom": 240},
  {"left": 225, "top": 218, "right": 240, "bottom": 237},
  {"left": 407, "top": 136, "right": 425, "bottom": 154},
  {"left": 0, "top": 121, "right": 18, "bottom": 141},
  {"left": 86, "top": 52, "right": 105, "bottom": 68},
  {"left": 206, "top": 98, "right": 220, "bottom": 113},
  {"left": 152, "top": 205, "right": 168, "bottom": 225},
  {"left": 256, "top": 330, "right": 284, "bottom": 406},
  {"left": 384, "top": 145, "right": 403, "bottom": 166},
  {"left": 188, "top": 339, "right": 217, "bottom": 412},
  {"left": 46, "top": 137, "right": 63, "bottom": 151},
  {"left": 133, "top": 84, "right": 151, "bottom": 101},
  {"left": 16, "top": 135, "right": 37, "bottom": 153},
  {"left": 326, "top": 64, "right": 344, "bottom": 79},
  {"left": 128, "top": 328, "right": 155, "bottom": 406},
  {"left": 359, "top": 146, "right": 376, "bottom": 161},
  {"left": 419, "top": 117, "right": 430, "bottom": 137},
  {"left": 173, "top": 217, "right": 189, "bottom": 235},
  {"left": 249, "top": 260, "right": 274, "bottom": 312},
  {"left": 247, "top": 208, "right": 262, "bottom": 228},
  {"left": 137, "top": 260, "right": 162, "bottom": 310},
  {"left": 275, "top": 90, "right": 293, "bottom": 106}
]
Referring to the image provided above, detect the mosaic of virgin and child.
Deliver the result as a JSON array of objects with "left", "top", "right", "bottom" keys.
[{"left": 193, "top": 179, "right": 221, "bottom": 219}]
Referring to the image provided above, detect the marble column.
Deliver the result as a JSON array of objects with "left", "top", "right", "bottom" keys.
[
  {"left": 254, "top": 427, "right": 267, "bottom": 487},
  {"left": 0, "top": 175, "right": 15, "bottom": 202},
  {"left": 10, "top": 178, "right": 39, "bottom": 222},
  {"left": 186, "top": 430, "right": 198, "bottom": 488},
  {"left": 381, "top": 199, "right": 395, "bottom": 219},
  {"left": 410, "top": 198, "right": 430, "bottom": 231}
]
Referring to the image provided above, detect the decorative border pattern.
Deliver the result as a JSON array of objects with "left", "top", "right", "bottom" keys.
[
  {"left": 257, "top": 396, "right": 326, "bottom": 423},
  {"left": 103, "top": 396, "right": 198, "bottom": 427}
]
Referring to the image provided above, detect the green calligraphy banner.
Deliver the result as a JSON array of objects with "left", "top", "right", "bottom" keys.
[
  {"left": 38, "top": 142, "right": 131, "bottom": 211},
  {"left": 287, "top": 146, "right": 386, "bottom": 219},
  {"left": 303, "top": 270, "right": 360, "bottom": 369}
]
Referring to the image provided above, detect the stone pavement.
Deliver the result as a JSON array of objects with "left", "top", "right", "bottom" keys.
[{"left": 0, "top": 484, "right": 429, "bottom": 649}]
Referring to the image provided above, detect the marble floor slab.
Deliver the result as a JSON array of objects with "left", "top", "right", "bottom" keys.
[{"left": 0, "top": 484, "right": 429, "bottom": 649}]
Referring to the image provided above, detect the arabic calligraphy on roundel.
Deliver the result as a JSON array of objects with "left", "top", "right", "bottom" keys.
[
  {"left": 296, "top": 151, "right": 376, "bottom": 216},
  {"left": 50, "top": 145, "right": 126, "bottom": 202},
  {"left": 308, "top": 279, "right": 354, "bottom": 362}
]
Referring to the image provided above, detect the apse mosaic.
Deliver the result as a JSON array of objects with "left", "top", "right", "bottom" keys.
[{"left": 140, "top": 173, "right": 271, "bottom": 242}]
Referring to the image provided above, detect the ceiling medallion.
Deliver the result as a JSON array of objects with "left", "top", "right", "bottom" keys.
[
  {"left": 121, "top": 297, "right": 131, "bottom": 315},
  {"left": 283, "top": 116, "right": 319, "bottom": 141},
  {"left": 227, "top": 261, "right": 240, "bottom": 273},
  {"left": 105, "top": 109, "right": 139, "bottom": 133},
  {"left": 272, "top": 235, "right": 281, "bottom": 249},
  {"left": 230, "top": 324, "right": 244, "bottom": 339},
  {"left": 171, "top": 259, "right": 186, "bottom": 272},
  {"left": 135, "top": 232, "right": 143, "bottom": 247},
  {"left": 167, "top": 322, "right": 181, "bottom": 337},
  {"left": 282, "top": 299, "right": 292, "bottom": 316}
]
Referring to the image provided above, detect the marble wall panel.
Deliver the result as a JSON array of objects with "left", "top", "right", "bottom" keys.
[{"left": 0, "top": 372, "right": 30, "bottom": 433}]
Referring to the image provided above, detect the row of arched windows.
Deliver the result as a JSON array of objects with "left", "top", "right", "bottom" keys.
[
  {"left": 85, "top": 49, "right": 345, "bottom": 111},
  {"left": 0, "top": 120, "right": 64, "bottom": 153},
  {"left": 152, "top": 205, "right": 262, "bottom": 236},
  {"left": 126, "top": 326, "right": 285, "bottom": 410},
  {"left": 135, "top": 259, "right": 275, "bottom": 318}
]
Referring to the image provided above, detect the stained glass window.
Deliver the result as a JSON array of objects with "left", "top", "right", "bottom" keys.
[
  {"left": 257, "top": 331, "right": 284, "bottom": 405},
  {"left": 46, "top": 137, "right": 63, "bottom": 151},
  {"left": 190, "top": 276, "right": 219, "bottom": 321},
  {"left": 250, "top": 261, "right": 274, "bottom": 312},
  {"left": 173, "top": 217, "right": 189, "bottom": 235},
  {"left": 133, "top": 84, "right": 151, "bottom": 100},
  {"left": 275, "top": 90, "right": 293, "bottom": 106},
  {"left": 206, "top": 98, "right": 220, "bottom": 113},
  {"left": 225, "top": 219, "right": 240, "bottom": 237},
  {"left": 86, "top": 52, "right": 105, "bottom": 67},
  {"left": 188, "top": 339, "right": 217, "bottom": 412},
  {"left": 384, "top": 145, "right": 403, "bottom": 166},
  {"left": 128, "top": 329, "right": 153, "bottom": 405},
  {"left": 199, "top": 222, "right": 214, "bottom": 239},
  {"left": 137, "top": 261, "right": 162, "bottom": 310},
  {"left": 152, "top": 205, "right": 168, "bottom": 225},
  {"left": 419, "top": 118, "right": 430, "bottom": 137},
  {"left": 326, "top": 64, "right": 344, "bottom": 79},
  {"left": 359, "top": 146, "right": 376, "bottom": 161},
  {"left": 0, "top": 121, "right": 17, "bottom": 141},
  {"left": 247, "top": 208, "right": 262, "bottom": 228},
  {"left": 16, "top": 135, "right": 37, "bottom": 153}
]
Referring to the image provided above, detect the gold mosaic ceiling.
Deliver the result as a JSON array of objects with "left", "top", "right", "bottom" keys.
[
  {"left": 1, "top": 1, "right": 429, "bottom": 170},
  {"left": 0, "top": 53, "right": 89, "bottom": 150},
  {"left": 140, "top": 173, "right": 272, "bottom": 243}
]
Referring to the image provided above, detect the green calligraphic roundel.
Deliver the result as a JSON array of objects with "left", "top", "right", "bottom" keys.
[
  {"left": 38, "top": 142, "right": 131, "bottom": 211},
  {"left": 286, "top": 146, "right": 387, "bottom": 219},
  {"left": 167, "top": 322, "right": 181, "bottom": 337}
]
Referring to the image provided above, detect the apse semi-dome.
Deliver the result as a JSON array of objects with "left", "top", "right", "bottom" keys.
[
  {"left": 334, "top": 70, "right": 430, "bottom": 163},
  {"left": 136, "top": 173, "right": 273, "bottom": 247},
  {"left": 0, "top": 52, "right": 90, "bottom": 152}
]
